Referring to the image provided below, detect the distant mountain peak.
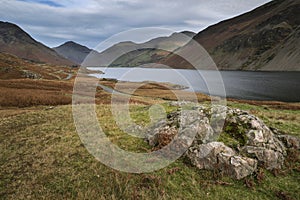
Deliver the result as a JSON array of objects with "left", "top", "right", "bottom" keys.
[
  {"left": 59, "top": 41, "right": 84, "bottom": 47},
  {"left": 178, "top": 31, "right": 196, "bottom": 37},
  {"left": 117, "top": 41, "right": 137, "bottom": 45},
  {"left": 54, "top": 41, "right": 95, "bottom": 64},
  {"left": 65, "top": 41, "right": 76, "bottom": 44}
]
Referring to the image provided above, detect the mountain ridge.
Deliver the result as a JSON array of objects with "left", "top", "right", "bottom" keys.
[
  {"left": 163, "top": 0, "right": 300, "bottom": 71},
  {"left": 0, "top": 21, "right": 74, "bottom": 66},
  {"left": 84, "top": 0, "right": 299, "bottom": 71},
  {"left": 99, "top": 31, "right": 196, "bottom": 68}
]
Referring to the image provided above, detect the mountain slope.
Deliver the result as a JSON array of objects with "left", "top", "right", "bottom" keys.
[
  {"left": 163, "top": 0, "right": 300, "bottom": 71},
  {"left": 0, "top": 52, "right": 74, "bottom": 80},
  {"left": 0, "top": 21, "right": 74, "bottom": 66},
  {"left": 84, "top": 31, "right": 195, "bottom": 67},
  {"left": 111, "top": 31, "right": 196, "bottom": 68},
  {"left": 54, "top": 41, "right": 94, "bottom": 64}
]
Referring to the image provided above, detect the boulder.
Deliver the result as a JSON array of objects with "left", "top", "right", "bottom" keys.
[
  {"left": 186, "top": 142, "right": 257, "bottom": 179},
  {"left": 224, "top": 108, "right": 286, "bottom": 169},
  {"left": 145, "top": 102, "right": 295, "bottom": 179},
  {"left": 146, "top": 109, "right": 216, "bottom": 148},
  {"left": 187, "top": 142, "right": 235, "bottom": 169}
]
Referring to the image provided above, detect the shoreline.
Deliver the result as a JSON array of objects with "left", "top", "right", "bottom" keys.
[{"left": 87, "top": 66, "right": 300, "bottom": 73}]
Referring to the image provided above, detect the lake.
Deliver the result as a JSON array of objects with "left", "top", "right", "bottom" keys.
[{"left": 89, "top": 67, "right": 300, "bottom": 102}]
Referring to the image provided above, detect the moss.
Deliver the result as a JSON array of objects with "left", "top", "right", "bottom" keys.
[
  {"left": 218, "top": 132, "right": 241, "bottom": 150},
  {"left": 221, "top": 121, "right": 249, "bottom": 148}
]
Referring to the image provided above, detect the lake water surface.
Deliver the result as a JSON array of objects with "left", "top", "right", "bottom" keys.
[{"left": 89, "top": 67, "right": 300, "bottom": 102}]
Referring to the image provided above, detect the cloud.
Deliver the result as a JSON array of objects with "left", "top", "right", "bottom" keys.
[{"left": 0, "top": 0, "right": 271, "bottom": 48}]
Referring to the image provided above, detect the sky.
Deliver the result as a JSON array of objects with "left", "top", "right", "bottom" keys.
[{"left": 0, "top": 0, "right": 271, "bottom": 49}]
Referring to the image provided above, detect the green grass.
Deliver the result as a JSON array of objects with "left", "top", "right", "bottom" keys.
[{"left": 0, "top": 104, "right": 299, "bottom": 199}]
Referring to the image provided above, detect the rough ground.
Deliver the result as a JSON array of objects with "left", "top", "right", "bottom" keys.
[
  {"left": 1, "top": 101, "right": 299, "bottom": 199},
  {"left": 0, "top": 61, "right": 299, "bottom": 199}
]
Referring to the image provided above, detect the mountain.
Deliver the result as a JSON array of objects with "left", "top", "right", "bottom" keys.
[
  {"left": 84, "top": 31, "right": 196, "bottom": 67},
  {"left": 163, "top": 0, "right": 300, "bottom": 71},
  {"left": 110, "top": 31, "right": 196, "bottom": 68},
  {"left": 0, "top": 21, "right": 74, "bottom": 66},
  {"left": 54, "top": 41, "right": 94, "bottom": 64}
]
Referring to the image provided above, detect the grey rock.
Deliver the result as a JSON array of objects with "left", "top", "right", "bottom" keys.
[
  {"left": 242, "top": 146, "right": 285, "bottom": 170},
  {"left": 229, "top": 156, "right": 257, "bottom": 180},
  {"left": 22, "top": 70, "right": 41, "bottom": 79},
  {"left": 224, "top": 108, "right": 286, "bottom": 169},
  {"left": 187, "top": 142, "right": 235, "bottom": 169},
  {"left": 187, "top": 142, "right": 257, "bottom": 179},
  {"left": 145, "top": 103, "right": 294, "bottom": 179},
  {"left": 276, "top": 135, "right": 300, "bottom": 150}
]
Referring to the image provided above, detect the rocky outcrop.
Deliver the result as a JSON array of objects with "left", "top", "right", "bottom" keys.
[
  {"left": 145, "top": 102, "right": 298, "bottom": 179},
  {"left": 22, "top": 70, "right": 42, "bottom": 79},
  {"left": 225, "top": 108, "right": 286, "bottom": 170}
]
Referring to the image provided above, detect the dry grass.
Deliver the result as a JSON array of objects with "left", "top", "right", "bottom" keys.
[
  {"left": 0, "top": 52, "right": 76, "bottom": 80},
  {"left": 0, "top": 105, "right": 299, "bottom": 199},
  {"left": 99, "top": 80, "right": 211, "bottom": 102},
  {"left": 0, "top": 68, "right": 211, "bottom": 108},
  {"left": 0, "top": 78, "right": 166, "bottom": 108},
  {"left": 0, "top": 79, "right": 73, "bottom": 107}
]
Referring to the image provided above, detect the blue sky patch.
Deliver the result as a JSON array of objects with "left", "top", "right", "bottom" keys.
[{"left": 18, "top": 0, "right": 63, "bottom": 7}]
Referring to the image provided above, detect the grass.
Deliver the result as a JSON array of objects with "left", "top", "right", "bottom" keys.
[
  {"left": 0, "top": 66, "right": 299, "bottom": 199},
  {"left": 1, "top": 103, "right": 299, "bottom": 199}
]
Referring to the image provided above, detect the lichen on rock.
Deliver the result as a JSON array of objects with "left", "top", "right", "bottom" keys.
[{"left": 145, "top": 102, "right": 299, "bottom": 179}]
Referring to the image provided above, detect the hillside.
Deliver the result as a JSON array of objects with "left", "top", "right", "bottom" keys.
[
  {"left": 84, "top": 31, "right": 195, "bottom": 67},
  {"left": 110, "top": 31, "right": 196, "bottom": 68},
  {"left": 0, "top": 52, "right": 75, "bottom": 80},
  {"left": 163, "top": 0, "right": 300, "bottom": 71},
  {"left": 54, "top": 41, "right": 94, "bottom": 64},
  {"left": 0, "top": 21, "right": 74, "bottom": 66}
]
